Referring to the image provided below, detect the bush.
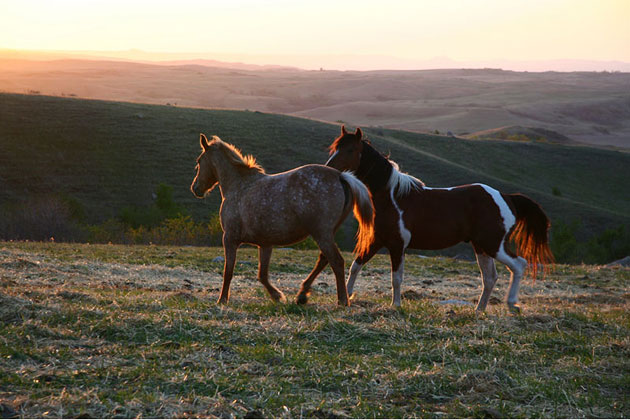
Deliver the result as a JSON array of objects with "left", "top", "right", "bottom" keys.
[
  {"left": 0, "top": 195, "right": 86, "bottom": 242},
  {"left": 119, "top": 183, "right": 186, "bottom": 228},
  {"left": 586, "top": 225, "right": 630, "bottom": 264},
  {"left": 86, "top": 183, "right": 223, "bottom": 246},
  {"left": 550, "top": 220, "right": 582, "bottom": 263},
  {"left": 551, "top": 220, "right": 630, "bottom": 264},
  {"left": 87, "top": 214, "right": 223, "bottom": 246}
]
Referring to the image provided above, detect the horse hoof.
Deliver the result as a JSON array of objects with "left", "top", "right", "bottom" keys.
[
  {"left": 475, "top": 309, "right": 488, "bottom": 318},
  {"left": 217, "top": 297, "right": 229, "bottom": 305},
  {"left": 272, "top": 293, "right": 287, "bottom": 303},
  {"left": 296, "top": 293, "right": 308, "bottom": 305},
  {"left": 508, "top": 304, "right": 521, "bottom": 314},
  {"left": 338, "top": 299, "right": 350, "bottom": 307}
]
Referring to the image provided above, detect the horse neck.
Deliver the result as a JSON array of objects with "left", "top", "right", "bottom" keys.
[
  {"left": 355, "top": 142, "right": 394, "bottom": 193},
  {"left": 212, "top": 153, "right": 262, "bottom": 198}
]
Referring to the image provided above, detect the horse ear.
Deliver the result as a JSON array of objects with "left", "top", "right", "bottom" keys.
[
  {"left": 355, "top": 127, "right": 363, "bottom": 139},
  {"left": 341, "top": 125, "right": 348, "bottom": 135},
  {"left": 200, "top": 133, "right": 209, "bottom": 151}
]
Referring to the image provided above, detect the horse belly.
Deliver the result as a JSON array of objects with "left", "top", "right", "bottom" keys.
[
  {"left": 240, "top": 200, "right": 310, "bottom": 246},
  {"left": 408, "top": 231, "right": 463, "bottom": 250},
  {"left": 404, "top": 202, "right": 472, "bottom": 251}
]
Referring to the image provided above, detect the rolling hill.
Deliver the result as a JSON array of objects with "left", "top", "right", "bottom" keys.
[
  {"left": 0, "top": 93, "right": 628, "bottom": 254},
  {"left": 2, "top": 56, "right": 630, "bottom": 149}
]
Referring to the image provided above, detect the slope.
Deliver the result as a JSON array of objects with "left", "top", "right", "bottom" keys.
[{"left": 0, "top": 93, "right": 628, "bottom": 245}]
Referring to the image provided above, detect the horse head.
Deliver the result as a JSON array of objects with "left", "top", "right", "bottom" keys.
[
  {"left": 191, "top": 133, "right": 219, "bottom": 198},
  {"left": 326, "top": 125, "right": 364, "bottom": 172}
]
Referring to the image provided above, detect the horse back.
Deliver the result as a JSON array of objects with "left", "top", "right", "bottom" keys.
[{"left": 232, "top": 165, "right": 348, "bottom": 245}]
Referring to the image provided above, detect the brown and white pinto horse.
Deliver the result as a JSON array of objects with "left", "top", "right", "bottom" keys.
[
  {"left": 191, "top": 134, "right": 374, "bottom": 306},
  {"left": 326, "top": 126, "right": 554, "bottom": 312}
]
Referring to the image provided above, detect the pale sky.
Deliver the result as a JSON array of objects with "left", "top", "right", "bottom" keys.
[{"left": 1, "top": 0, "right": 629, "bottom": 70}]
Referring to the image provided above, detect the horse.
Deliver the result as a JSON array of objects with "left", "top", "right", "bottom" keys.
[
  {"left": 325, "top": 126, "right": 554, "bottom": 313},
  {"left": 191, "top": 134, "right": 375, "bottom": 306}
]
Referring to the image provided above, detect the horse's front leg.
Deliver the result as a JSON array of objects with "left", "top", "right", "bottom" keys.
[
  {"left": 389, "top": 247, "right": 405, "bottom": 307},
  {"left": 474, "top": 252, "right": 498, "bottom": 313},
  {"left": 346, "top": 239, "right": 382, "bottom": 299},
  {"left": 257, "top": 246, "right": 286, "bottom": 303},
  {"left": 218, "top": 236, "right": 238, "bottom": 304}
]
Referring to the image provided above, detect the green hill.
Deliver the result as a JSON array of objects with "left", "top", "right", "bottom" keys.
[{"left": 1, "top": 93, "right": 628, "bottom": 259}]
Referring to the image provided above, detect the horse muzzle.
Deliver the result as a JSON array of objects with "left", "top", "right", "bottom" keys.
[{"left": 191, "top": 183, "right": 205, "bottom": 198}]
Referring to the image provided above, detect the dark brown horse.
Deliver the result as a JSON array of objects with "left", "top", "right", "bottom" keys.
[
  {"left": 326, "top": 126, "right": 554, "bottom": 312},
  {"left": 191, "top": 134, "right": 374, "bottom": 306}
]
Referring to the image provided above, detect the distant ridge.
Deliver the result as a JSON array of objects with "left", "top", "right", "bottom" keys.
[{"left": 2, "top": 48, "right": 630, "bottom": 72}]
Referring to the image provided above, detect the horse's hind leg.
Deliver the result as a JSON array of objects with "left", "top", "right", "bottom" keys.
[
  {"left": 474, "top": 252, "right": 498, "bottom": 312},
  {"left": 494, "top": 244, "right": 527, "bottom": 313},
  {"left": 296, "top": 252, "right": 328, "bottom": 304},
  {"left": 257, "top": 246, "right": 286, "bottom": 303},
  {"left": 314, "top": 237, "right": 349, "bottom": 306}
]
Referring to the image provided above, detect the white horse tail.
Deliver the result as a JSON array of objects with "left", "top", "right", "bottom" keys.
[{"left": 340, "top": 171, "right": 375, "bottom": 258}]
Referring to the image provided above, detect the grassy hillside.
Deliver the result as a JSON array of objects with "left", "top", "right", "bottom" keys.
[
  {"left": 0, "top": 93, "right": 628, "bottom": 253},
  {"left": 1, "top": 241, "right": 628, "bottom": 417}
]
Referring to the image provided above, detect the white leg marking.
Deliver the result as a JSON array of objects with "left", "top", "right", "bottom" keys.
[
  {"left": 495, "top": 243, "right": 527, "bottom": 306},
  {"left": 391, "top": 254, "right": 405, "bottom": 307},
  {"left": 346, "top": 260, "right": 363, "bottom": 297}
]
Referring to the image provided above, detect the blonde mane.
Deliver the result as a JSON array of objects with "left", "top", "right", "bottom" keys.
[
  {"left": 386, "top": 159, "right": 424, "bottom": 197},
  {"left": 211, "top": 136, "right": 265, "bottom": 174}
]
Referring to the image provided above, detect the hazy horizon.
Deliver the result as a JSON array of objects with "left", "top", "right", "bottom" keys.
[{"left": 3, "top": 47, "right": 630, "bottom": 73}]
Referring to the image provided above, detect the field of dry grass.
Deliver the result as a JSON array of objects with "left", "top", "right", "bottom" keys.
[
  {"left": 1, "top": 57, "right": 629, "bottom": 148},
  {"left": 1, "top": 241, "right": 628, "bottom": 418}
]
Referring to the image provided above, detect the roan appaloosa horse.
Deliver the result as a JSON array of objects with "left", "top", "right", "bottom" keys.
[
  {"left": 326, "top": 126, "right": 554, "bottom": 313},
  {"left": 191, "top": 134, "right": 375, "bottom": 306}
]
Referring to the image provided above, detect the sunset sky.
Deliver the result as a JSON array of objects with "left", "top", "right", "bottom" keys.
[{"left": 1, "top": 0, "right": 629, "bottom": 70}]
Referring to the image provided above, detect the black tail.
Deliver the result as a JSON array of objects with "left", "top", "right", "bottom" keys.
[{"left": 508, "top": 193, "right": 554, "bottom": 279}]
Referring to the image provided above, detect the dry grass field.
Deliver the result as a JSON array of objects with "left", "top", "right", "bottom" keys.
[{"left": 1, "top": 241, "right": 628, "bottom": 418}]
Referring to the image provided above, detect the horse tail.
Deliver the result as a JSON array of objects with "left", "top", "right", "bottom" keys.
[
  {"left": 340, "top": 171, "right": 375, "bottom": 258},
  {"left": 507, "top": 193, "right": 555, "bottom": 279}
]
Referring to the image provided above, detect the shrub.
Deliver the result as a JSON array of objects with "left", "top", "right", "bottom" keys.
[
  {"left": 119, "top": 183, "right": 186, "bottom": 228},
  {"left": 586, "top": 225, "right": 630, "bottom": 264},
  {"left": 550, "top": 220, "right": 582, "bottom": 263},
  {"left": 0, "top": 195, "right": 86, "bottom": 242},
  {"left": 87, "top": 214, "right": 223, "bottom": 246},
  {"left": 551, "top": 220, "right": 630, "bottom": 264}
]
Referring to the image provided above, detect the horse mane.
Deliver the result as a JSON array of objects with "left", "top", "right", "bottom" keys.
[
  {"left": 329, "top": 133, "right": 423, "bottom": 197},
  {"left": 211, "top": 136, "right": 265, "bottom": 174},
  {"left": 386, "top": 159, "right": 424, "bottom": 198}
]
